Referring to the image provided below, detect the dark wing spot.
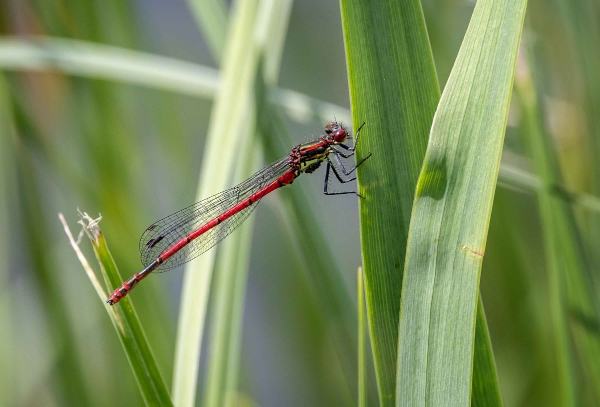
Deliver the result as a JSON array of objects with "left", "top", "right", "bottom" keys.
[
  {"left": 146, "top": 235, "right": 164, "bottom": 248},
  {"left": 147, "top": 225, "right": 157, "bottom": 231}
]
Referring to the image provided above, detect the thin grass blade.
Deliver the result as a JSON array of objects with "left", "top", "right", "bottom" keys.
[
  {"left": 471, "top": 298, "right": 503, "bottom": 406},
  {"left": 68, "top": 215, "right": 173, "bottom": 407}
]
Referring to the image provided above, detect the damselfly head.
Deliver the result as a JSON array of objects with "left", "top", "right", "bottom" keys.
[
  {"left": 324, "top": 121, "right": 347, "bottom": 143},
  {"left": 324, "top": 121, "right": 338, "bottom": 134}
]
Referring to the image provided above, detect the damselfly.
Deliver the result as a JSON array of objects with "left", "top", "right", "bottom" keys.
[{"left": 107, "top": 121, "right": 370, "bottom": 305}]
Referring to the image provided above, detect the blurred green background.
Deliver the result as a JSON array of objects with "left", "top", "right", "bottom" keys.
[{"left": 1, "top": 0, "right": 599, "bottom": 406}]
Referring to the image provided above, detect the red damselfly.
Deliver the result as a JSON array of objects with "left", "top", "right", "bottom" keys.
[{"left": 107, "top": 121, "right": 370, "bottom": 305}]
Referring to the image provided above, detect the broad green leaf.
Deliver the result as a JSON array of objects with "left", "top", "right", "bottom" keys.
[
  {"left": 340, "top": 1, "right": 440, "bottom": 403},
  {"left": 397, "top": 0, "right": 527, "bottom": 406}
]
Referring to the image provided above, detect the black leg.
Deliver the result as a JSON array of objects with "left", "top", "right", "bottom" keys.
[
  {"left": 332, "top": 151, "right": 372, "bottom": 176},
  {"left": 331, "top": 146, "right": 355, "bottom": 158},
  {"left": 324, "top": 161, "right": 365, "bottom": 198},
  {"left": 328, "top": 158, "right": 356, "bottom": 183},
  {"left": 338, "top": 121, "right": 366, "bottom": 152},
  {"left": 352, "top": 122, "right": 366, "bottom": 149}
]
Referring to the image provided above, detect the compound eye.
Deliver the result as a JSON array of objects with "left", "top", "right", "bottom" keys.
[
  {"left": 324, "top": 121, "right": 338, "bottom": 134},
  {"left": 333, "top": 128, "right": 347, "bottom": 142}
]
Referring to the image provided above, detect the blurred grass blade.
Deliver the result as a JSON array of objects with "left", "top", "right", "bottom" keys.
[
  {"left": 0, "top": 36, "right": 599, "bottom": 205},
  {"left": 255, "top": 81, "right": 361, "bottom": 403},
  {"left": 0, "top": 36, "right": 349, "bottom": 125},
  {"left": 1, "top": 37, "right": 599, "bottom": 213},
  {"left": 514, "top": 50, "right": 574, "bottom": 406},
  {"left": 171, "top": 0, "right": 269, "bottom": 405},
  {"left": 63, "top": 214, "right": 172, "bottom": 407},
  {"left": 397, "top": 0, "right": 526, "bottom": 405},
  {"left": 0, "top": 37, "right": 220, "bottom": 98},
  {"left": 471, "top": 298, "right": 503, "bottom": 406},
  {"left": 202, "top": 1, "right": 293, "bottom": 406},
  {"left": 12, "top": 90, "right": 93, "bottom": 407},
  {"left": 497, "top": 165, "right": 600, "bottom": 213},
  {"left": 340, "top": 0, "right": 440, "bottom": 403},
  {"left": 515, "top": 47, "right": 600, "bottom": 405},
  {"left": 202, "top": 130, "right": 260, "bottom": 407},
  {"left": 183, "top": 0, "right": 228, "bottom": 61},
  {"left": 0, "top": 75, "right": 16, "bottom": 407},
  {"left": 554, "top": 0, "right": 600, "bottom": 271}
]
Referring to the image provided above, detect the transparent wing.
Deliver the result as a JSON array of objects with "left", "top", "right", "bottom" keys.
[{"left": 139, "top": 158, "right": 290, "bottom": 272}]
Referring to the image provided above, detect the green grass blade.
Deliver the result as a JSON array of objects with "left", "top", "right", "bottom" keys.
[
  {"left": 397, "top": 0, "right": 527, "bottom": 405},
  {"left": 340, "top": 1, "right": 440, "bottom": 403},
  {"left": 340, "top": 0, "right": 441, "bottom": 403},
  {"left": 62, "top": 214, "right": 172, "bottom": 407},
  {"left": 471, "top": 298, "right": 503, "bottom": 406},
  {"left": 358, "top": 267, "right": 367, "bottom": 407}
]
